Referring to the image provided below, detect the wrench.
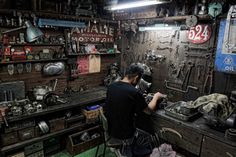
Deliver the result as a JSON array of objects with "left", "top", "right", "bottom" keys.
[
  {"left": 182, "top": 62, "right": 194, "bottom": 89},
  {"left": 185, "top": 52, "right": 211, "bottom": 58},
  {"left": 203, "top": 63, "right": 214, "bottom": 94},
  {"left": 165, "top": 80, "right": 198, "bottom": 93},
  {"left": 196, "top": 64, "right": 204, "bottom": 80},
  {"left": 176, "top": 61, "right": 185, "bottom": 78},
  {"left": 142, "top": 32, "right": 146, "bottom": 44}
]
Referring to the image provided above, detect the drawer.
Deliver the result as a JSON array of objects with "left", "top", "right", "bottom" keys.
[
  {"left": 7, "top": 152, "right": 25, "bottom": 157},
  {"left": 201, "top": 136, "right": 236, "bottom": 157},
  {"left": 26, "top": 150, "right": 44, "bottom": 157},
  {"left": 24, "top": 141, "right": 43, "bottom": 156},
  {"left": 152, "top": 116, "right": 203, "bottom": 156},
  {"left": 18, "top": 127, "right": 35, "bottom": 141},
  {"left": 1, "top": 131, "right": 19, "bottom": 146}
]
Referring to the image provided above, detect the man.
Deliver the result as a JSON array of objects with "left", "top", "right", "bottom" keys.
[{"left": 105, "top": 63, "right": 165, "bottom": 157}]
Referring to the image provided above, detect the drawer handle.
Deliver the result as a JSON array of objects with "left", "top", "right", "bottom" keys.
[
  {"left": 226, "top": 152, "right": 234, "bottom": 157},
  {"left": 160, "top": 127, "right": 183, "bottom": 139}
]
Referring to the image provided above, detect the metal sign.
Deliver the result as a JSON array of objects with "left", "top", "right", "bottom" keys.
[
  {"left": 187, "top": 24, "right": 212, "bottom": 44},
  {"left": 72, "top": 24, "right": 114, "bottom": 43},
  {"left": 215, "top": 5, "right": 236, "bottom": 74}
]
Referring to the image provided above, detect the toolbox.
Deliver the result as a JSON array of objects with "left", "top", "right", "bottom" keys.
[{"left": 66, "top": 125, "right": 103, "bottom": 156}]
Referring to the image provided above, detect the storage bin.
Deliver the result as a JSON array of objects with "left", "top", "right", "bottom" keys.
[{"left": 66, "top": 125, "right": 103, "bottom": 156}]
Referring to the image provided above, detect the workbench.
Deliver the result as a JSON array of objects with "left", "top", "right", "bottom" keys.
[
  {"left": 0, "top": 87, "right": 106, "bottom": 157},
  {"left": 140, "top": 110, "right": 236, "bottom": 157}
]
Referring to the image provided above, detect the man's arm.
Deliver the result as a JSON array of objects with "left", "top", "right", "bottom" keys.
[{"left": 144, "top": 92, "right": 165, "bottom": 114}]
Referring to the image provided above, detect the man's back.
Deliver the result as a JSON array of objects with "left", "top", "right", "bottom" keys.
[{"left": 105, "top": 81, "right": 147, "bottom": 139}]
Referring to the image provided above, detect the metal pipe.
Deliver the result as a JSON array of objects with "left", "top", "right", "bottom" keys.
[{"left": 2, "top": 26, "right": 25, "bottom": 34}]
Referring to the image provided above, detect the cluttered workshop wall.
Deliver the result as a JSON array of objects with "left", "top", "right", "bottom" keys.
[
  {"left": 120, "top": 24, "right": 216, "bottom": 101},
  {"left": 67, "top": 55, "right": 120, "bottom": 92},
  {"left": 0, "top": 56, "right": 118, "bottom": 94},
  {"left": 0, "top": 0, "right": 120, "bottom": 95}
]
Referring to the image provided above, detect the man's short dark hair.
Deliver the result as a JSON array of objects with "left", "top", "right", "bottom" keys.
[{"left": 125, "top": 63, "right": 144, "bottom": 79}]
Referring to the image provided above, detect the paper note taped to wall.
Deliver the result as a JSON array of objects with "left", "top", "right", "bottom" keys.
[{"left": 89, "top": 55, "right": 101, "bottom": 73}]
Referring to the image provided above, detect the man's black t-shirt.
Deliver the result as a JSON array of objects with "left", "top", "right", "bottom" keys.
[{"left": 105, "top": 81, "right": 148, "bottom": 139}]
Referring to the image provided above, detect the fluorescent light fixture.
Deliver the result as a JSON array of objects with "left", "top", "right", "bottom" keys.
[
  {"left": 105, "top": 0, "right": 172, "bottom": 11},
  {"left": 139, "top": 24, "right": 180, "bottom": 31}
]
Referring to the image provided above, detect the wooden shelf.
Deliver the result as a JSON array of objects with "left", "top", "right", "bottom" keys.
[
  {"left": 0, "top": 123, "right": 94, "bottom": 154},
  {"left": 0, "top": 58, "right": 68, "bottom": 65},
  {"left": 0, "top": 9, "right": 117, "bottom": 24},
  {"left": 5, "top": 87, "right": 106, "bottom": 123},
  {"left": 0, "top": 88, "right": 106, "bottom": 155},
  {"left": 9, "top": 43, "right": 65, "bottom": 46}
]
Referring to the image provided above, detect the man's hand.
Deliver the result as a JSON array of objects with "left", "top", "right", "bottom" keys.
[
  {"left": 147, "top": 92, "right": 166, "bottom": 112},
  {"left": 153, "top": 92, "right": 166, "bottom": 101}
]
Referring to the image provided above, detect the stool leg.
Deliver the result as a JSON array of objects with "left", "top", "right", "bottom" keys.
[
  {"left": 102, "top": 144, "right": 106, "bottom": 157},
  {"left": 95, "top": 145, "right": 100, "bottom": 157}
]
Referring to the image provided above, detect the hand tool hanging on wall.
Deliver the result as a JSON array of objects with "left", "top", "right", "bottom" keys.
[
  {"left": 176, "top": 61, "right": 186, "bottom": 79},
  {"left": 182, "top": 62, "right": 195, "bottom": 89},
  {"left": 196, "top": 64, "right": 205, "bottom": 80},
  {"left": 165, "top": 80, "right": 198, "bottom": 93},
  {"left": 184, "top": 45, "right": 212, "bottom": 51},
  {"left": 142, "top": 32, "right": 146, "bottom": 44},
  {"left": 185, "top": 52, "right": 211, "bottom": 58},
  {"left": 203, "top": 62, "right": 214, "bottom": 94},
  {"left": 165, "top": 61, "right": 198, "bottom": 93}
]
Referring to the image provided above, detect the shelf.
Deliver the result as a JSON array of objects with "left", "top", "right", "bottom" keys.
[
  {"left": 118, "top": 15, "right": 212, "bottom": 21},
  {"left": 0, "top": 123, "right": 95, "bottom": 154},
  {"left": 0, "top": 58, "right": 68, "bottom": 65},
  {"left": 4, "top": 87, "right": 106, "bottom": 123},
  {"left": 67, "top": 53, "right": 120, "bottom": 56},
  {"left": 9, "top": 43, "right": 65, "bottom": 46},
  {"left": 0, "top": 9, "right": 117, "bottom": 24}
]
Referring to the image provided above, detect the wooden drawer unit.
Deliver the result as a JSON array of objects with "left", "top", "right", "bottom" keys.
[
  {"left": 201, "top": 136, "right": 236, "bottom": 157},
  {"left": 66, "top": 125, "right": 103, "bottom": 156},
  {"left": 152, "top": 116, "right": 203, "bottom": 156}
]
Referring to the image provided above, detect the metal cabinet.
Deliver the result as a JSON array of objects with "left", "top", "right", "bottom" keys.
[{"left": 201, "top": 136, "right": 236, "bottom": 157}]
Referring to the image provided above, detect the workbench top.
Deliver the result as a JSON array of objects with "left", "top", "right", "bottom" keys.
[{"left": 3, "top": 87, "right": 107, "bottom": 123}]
